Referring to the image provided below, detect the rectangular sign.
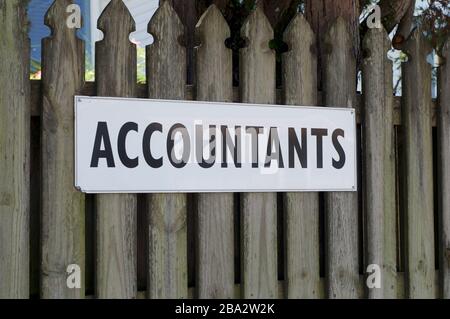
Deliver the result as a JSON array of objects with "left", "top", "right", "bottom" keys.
[{"left": 75, "top": 96, "right": 357, "bottom": 193}]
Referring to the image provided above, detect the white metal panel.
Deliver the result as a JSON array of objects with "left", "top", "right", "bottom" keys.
[{"left": 75, "top": 96, "right": 358, "bottom": 193}]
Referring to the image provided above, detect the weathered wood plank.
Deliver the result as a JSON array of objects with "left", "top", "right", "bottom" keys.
[
  {"left": 282, "top": 14, "right": 320, "bottom": 299},
  {"left": 95, "top": 0, "right": 137, "bottom": 299},
  {"left": 323, "top": 17, "right": 360, "bottom": 299},
  {"left": 402, "top": 28, "right": 435, "bottom": 299},
  {"left": 92, "top": 271, "right": 442, "bottom": 299},
  {"left": 438, "top": 39, "right": 450, "bottom": 298},
  {"left": 240, "top": 4, "right": 278, "bottom": 299},
  {"left": 195, "top": 5, "right": 235, "bottom": 299},
  {"left": 146, "top": 1, "right": 188, "bottom": 299},
  {"left": 0, "top": 0, "right": 30, "bottom": 299},
  {"left": 30, "top": 81, "right": 438, "bottom": 128},
  {"left": 362, "top": 28, "right": 397, "bottom": 299},
  {"left": 40, "top": 0, "right": 85, "bottom": 299}
]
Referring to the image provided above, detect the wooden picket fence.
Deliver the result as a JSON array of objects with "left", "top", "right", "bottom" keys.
[{"left": 0, "top": 0, "right": 449, "bottom": 299}]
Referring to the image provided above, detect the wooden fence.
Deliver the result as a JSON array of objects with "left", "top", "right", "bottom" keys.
[{"left": 0, "top": 0, "right": 449, "bottom": 299}]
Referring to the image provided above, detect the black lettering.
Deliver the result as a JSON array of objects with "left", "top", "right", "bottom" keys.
[
  {"left": 90, "top": 122, "right": 115, "bottom": 168},
  {"left": 118, "top": 122, "right": 138, "bottom": 168},
  {"left": 167, "top": 123, "right": 190, "bottom": 169},
  {"left": 196, "top": 125, "right": 216, "bottom": 169},
  {"left": 311, "top": 128, "right": 328, "bottom": 169},
  {"left": 143, "top": 122, "right": 163, "bottom": 168},
  {"left": 264, "top": 127, "right": 284, "bottom": 168},
  {"left": 246, "top": 126, "right": 264, "bottom": 168},
  {"left": 221, "top": 126, "right": 242, "bottom": 168},
  {"left": 288, "top": 128, "right": 307, "bottom": 168},
  {"left": 332, "top": 129, "right": 346, "bottom": 169}
]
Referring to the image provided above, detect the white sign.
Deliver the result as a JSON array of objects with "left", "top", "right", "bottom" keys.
[{"left": 75, "top": 96, "right": 357, "bottom": 193}]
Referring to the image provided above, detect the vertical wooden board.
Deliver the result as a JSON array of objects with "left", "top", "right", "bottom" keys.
[
  {"left": 240, "top": 4, "right": 278, "bottom": 299},
  {"left": 362, "top": 28, "right": 397, "bottom": 299},
  {"left": 323, "top": 17, "right": 360, "bottom": 299},
  {"left": 146, "top": 1, "right": 188, "bottom": 299},
  {"left": 401, "top": 28, "right": 435, "bottom": 299},
  {"left": 438, "top": 40, "right": 450, "bottom": 298},
  {"left": 0, "top": 0, "right": 30, "bottom": 299},
  {"left": 282, "top": 14, "right": 321, "bottom": 299},
  {"left": 195, "top": 5, "right": 235, "bottom": 299},
  {"left": 41, "top": 0, "right": 85, "bottom": 299},
  {"left": 95, "top": 0, "right": 137, "bottom": 299},
  {"left": 382, "top": 36, "right": 398, "bottom": 301}
]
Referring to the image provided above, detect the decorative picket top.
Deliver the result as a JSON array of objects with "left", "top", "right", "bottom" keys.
[
  {"left": 95, "top": 0, "right": 138, "bottom": 299},
  {"left": 97, "top": 0, "right": 137, "bottom": 97},
  {"left": 323, "top": 16, "right": 360, "bottom": 299},
  {"left": 402, "top": 27, "right": 435, "bottom": 299},
  {"left": 98, "top": 0, "right": 136, "bottom": 38},
  {"left": 147, "top": 0, "right": 186, "bottom": 100},
  {"left": 147, "top": 0, "right": 188, "bottom": 299},
  {"left": 41, "top": 0, "right": 85, "bottom": 299},
  {"left": 240, "top": 3, "right": 276, "bottom": 105},
  {"left": 196, "top": 4, "right": 233, "bottom": 103},
  {"left": 362, "top": 27, "right": 397, "bottom": 299},
  {"left": 195, "top": 4, "right": 235, "bottom": 299},
  {"left": 283, "top": 14, "right": 317, "bottom": 107},
  {"left": 44, "top": 0, "right": 72, "bottom": 37}
]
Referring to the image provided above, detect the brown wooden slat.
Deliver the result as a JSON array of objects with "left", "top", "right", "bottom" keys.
[
  {"left": 95, "top": 0, "right": 137, "bottom": 299},
  {"left": 40, "top": 0, "right": 86, "bottom": 299},
  {"left": 438, "top": 39, "right": 450, "bottom": 299},
  {"left": 402, "top": 27, "right": 435, "bottom": 299},
  {"left": 323, "top": 17, "right": 360, "bottom": 299},
  {"left": 438, "top": 40, "right": 450, "bottom": 299},
  {"left": 146, "top": 1, "right": 188, "bottom": 299},
  {"left": 282, "top": 14, "right": 321, "bottom": 299},
  {"left": 362, "top": 28, "right": 397, "bottom": 299},
  {"left": 195, "top": 5, "right": 235, "bottom": 299},
  {"left": 0, "top": 0, "right": 30, "bottom": 299},
  {"left": 240, "top": 4, "right": 278, "bottom": 299}
]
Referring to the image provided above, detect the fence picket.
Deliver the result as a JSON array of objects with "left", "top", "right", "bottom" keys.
[
  {"left": 362, "top": 28, "right": 397, "bottom": 299},
  {"left": 323, "top": 17, "right": 360, "bottom": 299},
  {"left": 195, "top": 5, "right": 235, "bottom": 299},
  {"left": 240, "top": 4, "right": 278, "bottom": 299},
  {"left": 95, "top": 0, "right": 137, "bottom": 299},
  {"left": 402, "top": 28, "right": 435, "bottom": 299},
  {"left": 40, "top": 0, "right": 85, "bottom": 299},
  {"left": 146, "top": 1, "right": 188, "bottom": 299},
  {"left": 438, "top": 39, "right": 450, "bottom": 298},
  {"left": 0, "top": 0, "right": 30, "bottom": 299},
  {"left": 282, "top": 14, "right": 320, "bottom": 299}
]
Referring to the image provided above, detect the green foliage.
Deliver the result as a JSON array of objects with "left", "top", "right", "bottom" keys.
[
  {"left": 137, "top": 47, "right": 146, "bottom": 84},
  {"left": 416, "top": 0, "right": 449, "bottom": 54}
]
